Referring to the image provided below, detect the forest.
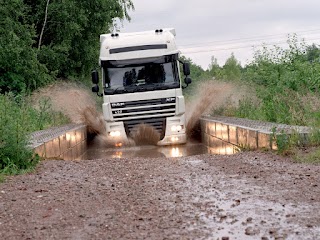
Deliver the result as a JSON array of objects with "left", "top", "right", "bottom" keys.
[
  {"left": 0, "top": 0, "right": 133, "bottom": 94},
  {"left": 0, "top": 0, "right": 133, "bottom": 174},
  {"left": 1, "top": 0, "right": 320, "bottom": 173}
]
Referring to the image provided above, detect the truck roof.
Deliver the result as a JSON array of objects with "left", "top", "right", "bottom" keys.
[{"left": 99, "top": 28, "right": 179, "bottom": 62}]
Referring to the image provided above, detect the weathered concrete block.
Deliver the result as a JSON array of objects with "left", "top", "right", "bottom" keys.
[
  {"left": 208, "top": 146, "right": 219, "bottom": 155},
  {"left": 248, "top": 130, "right": 258, "bottom": 149},
  {"left": 66, "top": 131, "right": 77, "bottom": 148},
  {"left": 215, "top": 123, "right": 223, "bottom": 139},
  {"left": 224, "top": 143, "right": 236, "bottom": 155},
  {"left": 257, "top": 132, "right": 272, "bottom": 149},
  {"left": 237, "top": 128, "right": 248, "bottom": 146},
  {"left": 207, "top": 133, "right": 211, "bottom": 145},
  {"left": 61, "top": 149, "right": 73, "bottom": 161},
  {"left": 208, "top": 122, "right": 216, "bottom": 137},
  {"left": 222, "top": 141, "right": 230, "bottom": 155},
  {"left": 201, "top": 132, "right": 205, "bottom": 144},
  {"left": 71, "top": 146, "right": 80, "bottom": 160},
  {"left": 221, "top": 124, "right": 229, "bottom": 142},
  {"left": 59, "top": 133, "right": 70, "bottom": 154},
  {"left": 75, "top": 127, "right": 86, "bottom": 144},
  {"left": 201, "top": 120, "right": 208, "bottom": 135},
  {"left": 45, "top": 138, "right": 60, "bottom": 158},
  {"left": 211, "top": 136, "right": 224, "bottom": 154},
  {"left": 72, "top": 143, "right": 82, "bottom": 160},
  {"left": 228, "top": 125, "right": 237, "bottom": 145},
  {"left": 79, "top": 125, "right": 87, "bottom": 138},
  {"left": 30, "top": 124, "right": 88, "bottom": 160},
  {"left": 81, "top": 140, "right": 87, "bottom": 154},
  {"left": 209, "top": 135, "right": 219, "bottom": 148},
  {"left": 34, "top": 144, "right": 45, "bottom": 158}
]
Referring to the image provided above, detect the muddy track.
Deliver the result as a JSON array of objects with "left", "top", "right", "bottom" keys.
[{"left": 0, "top": 151, "right": 320, "bottom": 239}]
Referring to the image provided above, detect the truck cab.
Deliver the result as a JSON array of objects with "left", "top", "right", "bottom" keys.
[{"left": 92, "top": 28, "right": 191, "bottom": 146}]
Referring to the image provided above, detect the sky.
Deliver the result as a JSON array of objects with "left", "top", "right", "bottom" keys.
[{"left": 118, "top": 0, "right": 320, "bottom": 69}]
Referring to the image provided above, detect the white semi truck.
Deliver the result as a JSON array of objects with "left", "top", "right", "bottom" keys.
[{"left": 91, "top": 28, "right": 191, "bottom": 146}]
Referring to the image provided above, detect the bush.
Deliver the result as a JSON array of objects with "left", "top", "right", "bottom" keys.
[
  {"left": 0, "top": 94, "right": 69, "bottom": 174},
  {"left": 0, "top": 94, "right": 37, "bottom": 173}
]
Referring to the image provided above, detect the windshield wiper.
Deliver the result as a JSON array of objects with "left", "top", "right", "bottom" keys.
[
  {"left": 104, "top": 86, "right": 125, "bottom": 95},
  {"left": 125, "top": 85, "right": 140, "bottom": 93},
  {"left": 153, "top": 82, "right": 179, "bottom": 90}
]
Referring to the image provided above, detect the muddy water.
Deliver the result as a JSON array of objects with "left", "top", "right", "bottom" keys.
[{"left": 80, "top": 141, "right": 209, "bottom": 160}]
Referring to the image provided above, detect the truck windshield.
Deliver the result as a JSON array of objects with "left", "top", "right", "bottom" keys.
[{"left": 102, "top": 55, "right": 180, "bottom": 95}]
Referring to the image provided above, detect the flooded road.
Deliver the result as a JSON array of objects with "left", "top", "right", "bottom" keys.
[{"left": 80, "top": 141, "right": 208, "bottom": 159}]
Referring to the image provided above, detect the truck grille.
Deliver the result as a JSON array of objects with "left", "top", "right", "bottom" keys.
[{"left": 111, "top": 98, "right": 176, "bottom": 139}]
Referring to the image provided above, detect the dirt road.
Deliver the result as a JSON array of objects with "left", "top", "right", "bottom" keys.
[{"left": 0, "top": 151, "right": 320, "bottom": 239}]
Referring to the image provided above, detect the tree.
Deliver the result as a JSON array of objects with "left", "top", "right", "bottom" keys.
[
  {"left": 179, "top": 56, "right": 207, "bottom": 81},
  {"left": 0, "top": 0, "right": 51, "bottom": 94},
  {"left": 306, "top": 44, "right": 320, "bottom": 63},
  {"left": 221, "top": 53, "right": 242, "bottom": 80},
  {"left": 24, "top": 0, "right": 134, "bottom": 78},
  {"left": 0, "top": 0, "right": 134, "bottom": 94},
  {"left": 208, "top": 55, "right": 221, "bottom": 78}
]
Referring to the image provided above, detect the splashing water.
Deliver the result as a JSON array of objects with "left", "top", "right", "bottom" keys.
[
  {"left": 185, "top": 81, "right": 248, "bottom": 140},
  {"left": 80, "top": 106, "right": 106, "bottom": 135},
  {"left": 31, "top": 81, "right": 97, "bottom": 124},
  {"left": 131, "top": 124, "right": 161, "bottom": 146}
]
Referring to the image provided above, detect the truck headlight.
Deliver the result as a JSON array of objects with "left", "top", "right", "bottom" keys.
[
  {"left": 171, "top": 125, "right": 183, "bottom": 132},
  {"left": 109, "top": 131, "right": 121, "bottom": 137}
]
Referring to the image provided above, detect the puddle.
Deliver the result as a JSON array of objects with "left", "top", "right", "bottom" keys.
[
  {"left": 77, "top": 134, "right": 241, "bottom": 160},
  {"left": 79, "top": 141, "right": 209, "bottom": 159}
]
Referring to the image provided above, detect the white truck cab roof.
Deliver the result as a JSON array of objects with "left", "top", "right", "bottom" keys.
[{"left": 99, "top": 28, "right": 179, "bottom": 62}]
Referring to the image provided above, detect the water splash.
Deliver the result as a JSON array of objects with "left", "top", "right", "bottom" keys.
[
  {"left": 131, "top": 124, "right": 161, "bottom": 146},
  {"left": 186, "top": 81, "right": 247, "bottom": 140}
]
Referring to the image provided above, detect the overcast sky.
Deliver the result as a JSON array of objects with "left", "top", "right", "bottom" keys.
[{"left": 118, "top": 0, "right": 320, "bottom": 69}]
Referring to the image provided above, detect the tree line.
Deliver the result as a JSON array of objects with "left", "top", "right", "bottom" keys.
[{"left": 184, "top": 35, "right": 320, "bottom": 126}]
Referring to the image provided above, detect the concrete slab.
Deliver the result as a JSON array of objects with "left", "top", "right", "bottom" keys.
[
  {"left": 44, "top": 138, "right": 61, "bottom": 159},
  {"left": 200, "top": 116, "right": 312, "bottom": 152},
  {"left": 228, "top": 125, "right": 237, "bottom": 145},
  {"left": 29, "top": 124, "right": 87, "bottom": 160},
  {"left": 237, "top": 128, "right": 248, "bottom": 147}
]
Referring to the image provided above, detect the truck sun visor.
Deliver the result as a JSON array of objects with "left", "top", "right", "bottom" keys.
[
  {"left": 110, "top": 44, "right": 168, "bottom": 54},
  {"left": 101, "top": 54, "right": 179, "bottom": 68}
]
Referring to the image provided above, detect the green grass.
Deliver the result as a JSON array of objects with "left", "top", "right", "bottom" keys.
[
  {"left": 294, "top": 147, "right": 320, "bottom": 164},
  {"left": 0, "top": 93, "right": 69, "bottom": 175}
]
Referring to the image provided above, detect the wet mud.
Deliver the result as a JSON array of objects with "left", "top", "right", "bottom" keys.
[
  {"left": 1, "top": 152, "right": 320, "bottom": 239},
  {"left": 17, "top": 82, "right": 319, "bottom": 239}
]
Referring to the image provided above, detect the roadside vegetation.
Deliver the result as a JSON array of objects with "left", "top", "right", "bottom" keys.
[
  {"left": 0, "top": 0, "right": 133, "bottom": 174},
  {"left": 0, "top": 94, "right": 69, "bottom": 176},
  {"left": 184, "top": 35, "right": 320, "bottom": 162}
]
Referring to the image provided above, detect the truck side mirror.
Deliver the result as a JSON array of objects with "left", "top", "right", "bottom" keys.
[
  {"left": 184, "top": 77, "right": 192, "bottom": 85},
  {"left": 92, "top": 70, "right": 99, "bottom": 84},
  {"left": 183, "top": 62, "right": 190, "bottom": 76},
  {"left": 92, "top": 85, "right": 99, "bottom": 93}
]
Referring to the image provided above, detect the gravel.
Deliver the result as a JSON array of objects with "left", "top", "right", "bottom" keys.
[{"left": 0, "top": 151, "right": 320, "bottom": 239}]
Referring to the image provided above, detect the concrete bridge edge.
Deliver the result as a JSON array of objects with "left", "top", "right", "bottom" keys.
[{"left": 29, "top": 124, "right": 87, "bottom": 160}]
